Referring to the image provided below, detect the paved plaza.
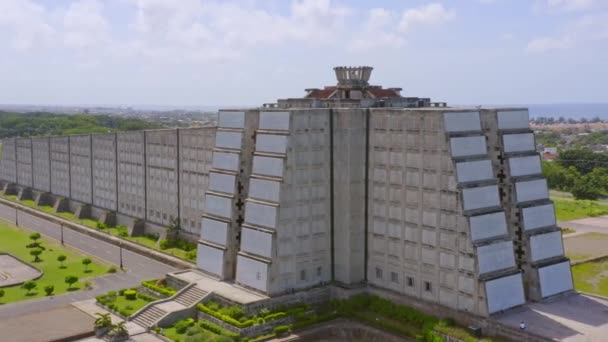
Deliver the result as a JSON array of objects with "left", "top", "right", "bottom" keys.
[
  {"left": 0, "top": 253, "right": 41, "bottom": 287},
  {"left": 497, "top": 292, "right": 608, "bottom": 342}
]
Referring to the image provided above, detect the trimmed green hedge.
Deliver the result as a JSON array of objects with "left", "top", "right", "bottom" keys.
[
  {"left": 198, "top": 303, "right": 255, "bottom": 328},
  {"left": 141, "top": 279, "right": 176, "bottom": 297}
]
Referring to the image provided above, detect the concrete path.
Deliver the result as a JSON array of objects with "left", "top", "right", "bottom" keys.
[
  {"left": 0, "top": 207, "right": 176, "bottom": 319},
  {"left": 497, "top": 292, "right": 608, "bottom": 342},
  {"left": 560, "top": 216, "right": 608, "bottom": 236}
]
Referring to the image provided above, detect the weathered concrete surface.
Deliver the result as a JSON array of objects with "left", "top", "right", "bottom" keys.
[
  {"left": 0, "top": 305, "right": 95, "bottom": 342},
  {"left": 496, "top": 292, "right": 608, "bottom": 342},
  {"left": 0, "top": 253, "right": 42, "bottom": 287}
]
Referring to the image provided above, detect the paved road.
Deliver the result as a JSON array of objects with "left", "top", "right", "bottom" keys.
[{"left": 0, "top": 203, "right": 176, "bottom": 319}]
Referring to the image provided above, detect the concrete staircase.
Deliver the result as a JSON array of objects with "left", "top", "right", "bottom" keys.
[
  {"left": 174, "top": 286, "right": 208, "bottom": 307},
  {"left": 130, "top": 284, "right": 209, "bottom": 329},
  {"left": 131, "top": 306, "right": 167, "bottom": 328}
]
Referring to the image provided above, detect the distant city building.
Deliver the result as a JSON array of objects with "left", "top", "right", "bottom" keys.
[{"left": 0, "top": 66, "right": 572, "bottom": 317}]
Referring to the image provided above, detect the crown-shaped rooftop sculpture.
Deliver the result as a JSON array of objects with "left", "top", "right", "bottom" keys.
[{"left": 334, "top": 66, "right": 373, "bottom": 88}]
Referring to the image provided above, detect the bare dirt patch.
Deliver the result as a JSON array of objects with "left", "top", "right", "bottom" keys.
[{"left": 564, "top": 233, "right": 608, "bottom": 262}]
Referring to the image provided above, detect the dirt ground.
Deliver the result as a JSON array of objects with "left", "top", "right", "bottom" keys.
[{"left": 564, "top": 233, "right": 608, "bottom": 262}]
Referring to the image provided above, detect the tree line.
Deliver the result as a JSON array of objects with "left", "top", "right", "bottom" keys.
[
  {"left": 543, "top": 148, "right": 608, "bottom": 200},
  {"left": 0, "top": 111, "right": 164, "bottom": 139},
  {"left": 532, "top": 116, "right": 603, "bottom": 125}
]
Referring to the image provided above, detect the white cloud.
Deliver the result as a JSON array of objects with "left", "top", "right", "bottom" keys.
[
  {"left": 398, "top": 3, "right": 455, "bottom": 34},
  {"left": 0, "top": 0, "right": 54, "bottom": 50},
  {"left": 535, "top": 0, "right": 599, "bottom": 12},
  {"left": 351, "top": 3, "right": 455, "bottom": 50},
  {"left": 526, "top": 13, "right": 608, "bottom": 53},
  {"left": 63, "top": 0, "right": 110, "bottom": 50}
]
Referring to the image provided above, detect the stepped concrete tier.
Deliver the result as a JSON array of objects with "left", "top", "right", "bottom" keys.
[
  {"left": 0, "top": 253, "right": 42, "bottom": 287},
  {"left": 0, "top": 66, "right": 572, "bottom": 318}
]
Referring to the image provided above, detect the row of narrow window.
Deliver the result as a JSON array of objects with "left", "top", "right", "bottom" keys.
[{"left": 375, "top": 267, "right": 432, "bottom": 292}]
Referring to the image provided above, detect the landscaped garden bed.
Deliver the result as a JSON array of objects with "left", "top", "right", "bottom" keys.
[
  {"left": 0, "top": 194, "right": 197, "bottom": 262},
  {"left": 141, "top": 278, "right": 177, "bottom": 298},
  {"left": 0, "top": 221, "right": 111, "bottom": 304},
  {"left": 160, "top": 294, "right": 491, "bottom": 342},
  {"left": 96, "top": 287, "right": 160, "bottom": 318}
]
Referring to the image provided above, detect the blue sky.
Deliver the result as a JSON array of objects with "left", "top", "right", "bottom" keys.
[{"left": 0, "top": 0, "right": 606, "bottom": 107}]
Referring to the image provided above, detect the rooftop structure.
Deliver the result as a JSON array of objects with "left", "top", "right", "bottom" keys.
[{"left": 0, "top": 66, "right": 572, "bottom": 317}]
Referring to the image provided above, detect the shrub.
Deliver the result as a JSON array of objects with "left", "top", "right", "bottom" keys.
[
  {"left": 137, "top": 292, "right": 159, "bottom": 302},
  {"left": 141, "top": 279, "right": 176, "bottom": 297},
  {"left": 96, "top": 222, "right": 107, "bottom": 230},
  {"left": 198, "top": 320, "right": 239, "bottom": 338},
  {"left": 273, "top": 325, "right": 290, "bottom": 335},
  {"left": 107, "top": 266, "right": 117, "bottom": 273},
  {"left": 124, "top": 290, "right": 137, "bottom": 300},
  {"left": 118, "top": 289, "right": 126, "bottom": 296},
  {"left": 264, "top": 312, "right": 287, "bottom": 321},
  {"left": 65, "top": 275, "right": 79, "bottom": 289},
  {"left": 198, "top": 304, "right": 253, "bottom": 328},
  {"left": 22, "top": 280, "right": 37, "bottom": 294},
  {"left": 57, "top": 254, "right": 67, "bottom": 267},
  {"left": 222, "top": 306, "right": 245, "bottom": 320},
  {"left": 82, "top": 257, "right": 92, "bottom": 271},
  {"left": 186, "top": 249, "right": 196, "bottom": 261},
  {"left": 119, "top": 308, "right": 130, "bottom": 317},
  {"left": 84, "top": 280, "right": 93, "bottom": 290},
  {"left": 44, "top": 285, "right": 54, "bottom": 296},
  {"left": 258, "top": 308, "right": 271, "bottom": 317},
  {"left": 175, "top": 318, "right": 195, "bottom": 334},
  {"left": 206, "top": 300, "right": 221, "bottom": 311},
  {"left": 0, "top": 289, "right": 5, "bottom": 299},
  {"left": 159, "top": 239, "right": 170, "bottom": 250},
  {"left": 30, "top": 248, "right": 43, "bottom": 262}
]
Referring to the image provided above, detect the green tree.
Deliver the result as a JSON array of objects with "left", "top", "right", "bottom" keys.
[
  {"left": 65, "top": 275, "right": 79, "bottom": 290},
  {"left": 29, "top": 232, "right": 41, "bottom": 243},
  {"left": 0, "top": 289, "right": 4, "bottom": 301},
  {"left": 22, "top": 280, "right": 37, "bottom": 294},
  {"left": 572, "top": 175, "right": 604, "bottom": 200},
  {"left": 57, "top": 254, "right": 67, "bottom": 267},
  {"left": 30, "top": 248, "right": 43, "bottom": 262},
  {"left": 44, "top": 285, "right": 54, "bottom": 296},
  {"left": 82, "top": 257, "right": 92, "bottom": 272}
]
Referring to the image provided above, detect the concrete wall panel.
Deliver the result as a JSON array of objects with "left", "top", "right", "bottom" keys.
[
  {"left": 503, "top": 133, "right": 535, "bottom": 153},
  {"left": 236, "top": 255, "right": 268, "bottom": 292},
  {"left": 449, "top": 136, "right": 487, "bottom": 158},
  {"left": 197, "top": 243, "right": 224, "bottom": 277},
  {"left": 260, "top": 111, "right": 290, "bottom": 130},
  {"left": 256, "top": 134, "right": 287, "bottom": 154},
  {"left": 462, "top": 185, "right": 500, "bottom": 211},
  {"left": 539, "top": 261, "right": 573, "bottom": 298},
  {"left": 469, "top": 211, "right": 508, "bottom": 242},
  {"left": 522, "top": 204, "right": 556, "bottom": 231},
  {"left": 218, "top": 111, "right": 245, "bottom": 128},
  {"left": 530, "top": 231, "right": 564, "bottom": 262},
  {"left": 252, "top": 156, "right": 284, "bottom": 177},
  {"left": 497, "top": 110, "right": 529, "bottom": 130},
  {"left": 215, "top": 131, "right": 243, "bottom": 150},
  {"left": 204, "top": 194, "right": 232, "bottom": 219},
  {"left": 212, "top": 151, "right": 239, "bottom": 171},
  {"left": 245, "top": 202, "right": 277, "bottom": 228},
  {"left": 241, "top": 227, "right": 273, "bottom": 258},
  {"left": 249, "top": 178, "right": 281, "bottom": 202},
  {"left": 508, "top": 155, "right": 541, "bottom": 177},
  {"left": 515, "top": 179, "right": 548, "bottom": 203},
  {"left": 443, "top": 111, "right": 481, "bottom": 132},
  {"left": 485, "top": 273, "right": 525, "bottom": 314},
  {"left": 455, "top": 159, "right": 493, "bottom": 183},
  {"left": 209, "top": 172, "right": 236, "bottom": 194},
  {"left": 477, "top": 240, "right": 516, "bottom": 274},
  {"left": 201, "top": 218, "right": 228, "bottom": 246},
  {"left": 32, "top": 138, "right": 50, "bottom": 192}
]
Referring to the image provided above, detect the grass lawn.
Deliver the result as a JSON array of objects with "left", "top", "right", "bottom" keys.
[
  {"left": 0, "top": 194, "right": 195, "bottom": 262},
  {"left": 98, "top": 291, "right": 159, "bottom": 317},
  {"left": 162, "top": 324, "right": 224, "bottom": 342},
  {"left": 0, "top": 220, "right": 112, "bottom": 304},
  {"left": 572, "top": 259, "right": 608, "bottom": 297},
  {"left": 553, "top": 198, "right": 608, "bottom": 221}
]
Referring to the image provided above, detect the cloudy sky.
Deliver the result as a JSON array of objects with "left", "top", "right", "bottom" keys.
[{"left": 0, "top": 0, "right": 606, "bottom": 107}]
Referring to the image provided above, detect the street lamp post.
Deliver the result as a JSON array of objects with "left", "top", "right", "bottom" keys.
[
  {"left": 15, "top": 207, "right": 18, "bottom": 226},
  {"left": 119, "top": 242, "right": 124, "bottom": 270},
  {"left": 60, "top": 223, "right": 64, "bottom": 245}
]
